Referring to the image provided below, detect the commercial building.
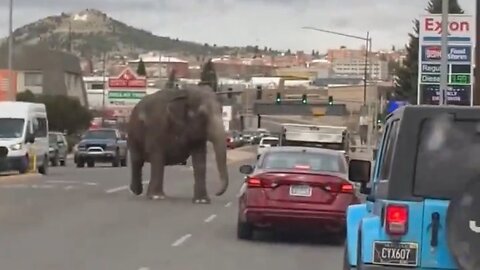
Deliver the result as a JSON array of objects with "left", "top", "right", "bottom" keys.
[
  {"left": 127, "top": 52, "right": 189, "bottom": 78},
  {"left": 0, "top": 44, "right": 88, "bottom": 106}
]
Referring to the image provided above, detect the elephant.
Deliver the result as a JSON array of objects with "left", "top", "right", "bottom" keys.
[{"left": 127, "top": 85, "right": 229, "bottom": 204}]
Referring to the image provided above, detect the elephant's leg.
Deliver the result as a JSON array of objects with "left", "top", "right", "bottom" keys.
[
  {"left": 191, "top": 143, "right": 210, "bottom": 204},
  {"left": 146, "top": 151, "right": 166, "bottom": 200},
  {"left": 129, "top": 149, "right": 144, "bottom": 196}
]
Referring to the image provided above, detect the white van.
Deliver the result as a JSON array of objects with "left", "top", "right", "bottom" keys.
[
  {"left": 0, "top": 101, "right": 49, "bottom": 174},
  {"left": 256, "top": 136, "right": 279, "bottom": 159}
]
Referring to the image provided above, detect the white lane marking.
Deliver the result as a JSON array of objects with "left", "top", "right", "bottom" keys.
[
  {"left": 204, "top": 214, "right": 217, "bottom": 223},
  {"left": 84, "top": 182, "right": 98, "bottom": 186},
  {"left": 171, "top": 234, "right": 192, "bottom": 247},
  {"left": 138, "top": 267, "right": 150, "bottom": 270},
  {"left": 105, "top": 185, "right": 129, "bottom": 194},
  {"left": 36, "top": 184, "right": 55, "bottom": 189},
  {"left": 64, "top": 185, "right": 76, "bottom": 190},
  {"left": 46, "top": 180, "right": 78, "bottom": 184},
  {"left": 225, "top": 202, "right": 232, "bottom": 208}
]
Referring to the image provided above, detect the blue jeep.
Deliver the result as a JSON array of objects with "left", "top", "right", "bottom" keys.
[{"left": 344, "top": 105, "right": 480, "bottom": 270}]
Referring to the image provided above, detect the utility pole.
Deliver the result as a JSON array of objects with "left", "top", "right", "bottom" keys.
[
  {"left": 101, "top": 52, "right": 107, "bottom": 127},
  {"left": 439, "top": 0, "right": 449, "bottom": 105},
  {"left": 7, "top": 0, "right": 14, "bottom": 101},
  {"left": 363, "top": 32, "right": 370, "bottom": 105},
  {"left": 475, "top": 0, "right": 480, "bottom": 105}
]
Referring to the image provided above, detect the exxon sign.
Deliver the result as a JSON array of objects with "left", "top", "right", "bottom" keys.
[{"left": 420, "top": 15, "right": 474, "bottom": 39}]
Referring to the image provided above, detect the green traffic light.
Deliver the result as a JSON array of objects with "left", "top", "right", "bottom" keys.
[{"left": 302, "top": 100, "right": 307, "bottom": 104}]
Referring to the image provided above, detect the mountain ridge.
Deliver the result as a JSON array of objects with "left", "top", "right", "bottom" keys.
[{"left": 3, "top": 9, "right": 267, "bottom": 58}]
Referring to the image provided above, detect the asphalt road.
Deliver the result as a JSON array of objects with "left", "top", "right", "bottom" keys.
[{"left": 0, "top": 143, "right": 344, "bottom": 270}]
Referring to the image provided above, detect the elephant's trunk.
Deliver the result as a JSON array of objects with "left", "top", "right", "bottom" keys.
[{"left": 209, "top": 116, "right": 229, "bottom": 196}]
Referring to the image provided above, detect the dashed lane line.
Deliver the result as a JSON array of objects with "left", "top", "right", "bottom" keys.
[
  {"left": 105, "top": 185, "right": 129, "bottom": 194},
  {"left": 204, "top": 214, "right": 217, "bottom": 223},
  {"left": 171, "top": 234, "right": 192, "bottom": 247}
]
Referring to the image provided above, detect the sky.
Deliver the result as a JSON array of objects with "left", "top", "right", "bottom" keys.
[{"left": 0, "top": 0, "right": 476, "bottom": 53}]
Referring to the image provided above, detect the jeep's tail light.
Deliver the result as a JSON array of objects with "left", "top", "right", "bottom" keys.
[{"left": 385, "top": 204, "right": 408, "bottom": 235}]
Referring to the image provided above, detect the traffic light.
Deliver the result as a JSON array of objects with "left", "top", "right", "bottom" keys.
[
  {"left": 301, "top": 94, "right": 307, "bottom": 104},
  {"left": 275, "top": 92, "right": 281, "bottom": 104},
  {"left": 256, "top": 85, "right": 262, "bottom": 100},
  {"left": 328, "top": 95, "right": 333, "bottom": 105}
]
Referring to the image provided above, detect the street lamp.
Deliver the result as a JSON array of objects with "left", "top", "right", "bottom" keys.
[
  {"left": 302, "top": 26, "right": 372, "bottom": 105},
  {"left": 302, "top": 26, "right": 374, "bottom": 154},
  {"left": 7, "top": 0, "right": 14, "bottom": 101}
]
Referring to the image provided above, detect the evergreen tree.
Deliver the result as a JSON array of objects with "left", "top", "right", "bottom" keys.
[
  {"left": 136, "top": 58, "right": 146, "bottom": 76},
  {"left": 394, "top": 0, "right": 464, "bottom": 103},
  {"left": 165, "top": 69, "right": 177, "bottom": 89},
  {"left": 198, "top": 59, "right": 218, "bottom": 92}
]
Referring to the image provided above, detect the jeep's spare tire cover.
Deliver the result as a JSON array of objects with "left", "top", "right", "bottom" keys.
[{"left": 446, "top": 178, "right": 480, "bottom": 270}]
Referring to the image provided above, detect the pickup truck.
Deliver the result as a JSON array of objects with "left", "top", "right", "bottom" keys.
[{"left": 74, "top": 128, "right": 128, "bottom": 168}]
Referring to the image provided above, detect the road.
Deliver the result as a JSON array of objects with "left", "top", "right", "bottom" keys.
[{"left": 0, "top": 145, "right": 344, "bottom": 270}]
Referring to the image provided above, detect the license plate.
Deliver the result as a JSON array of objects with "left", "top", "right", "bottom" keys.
[
  {"left": 373, "top": 241, "right": 418, "bottom": 267},
  {"left": 289, "top": 185, "right": 312, "bottom": 197}
]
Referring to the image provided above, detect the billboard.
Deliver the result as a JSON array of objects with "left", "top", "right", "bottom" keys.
[
  {"left": 418, "top": 14, "right": 475, "bottom": 106},
  {"left": 107, "top": 67, "right": 147, "bottom": 107},
  {"left": 0, "top": 70, "right": 17, "bottom": 101}
]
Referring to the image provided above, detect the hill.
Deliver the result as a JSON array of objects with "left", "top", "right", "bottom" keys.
[{"left": 5, "top": 9, "right": 268, "bottom": 58}]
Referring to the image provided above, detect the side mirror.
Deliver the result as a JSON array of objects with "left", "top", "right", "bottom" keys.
[
  {"left": 26, "top": 133, "right": 35, "bottom": 144},
  {"left": 239, "top": 164, "right": 254, "bottom": 175},
  {"left": 348, "top": 159, "right": 371, "bottom": 184}
]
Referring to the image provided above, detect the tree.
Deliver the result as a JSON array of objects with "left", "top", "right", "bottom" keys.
[
  {"left": 136, "top": 58, "right": 146, "bottom": 76},
  {"left": 16, "top": 90, "right": 36, "bottom": 102},
  {"left": 394, "top": 0, "right": 464, "bottom": 103},
  {"left": 165, "top": 69, "right": 177, "bottom": 89},
  {"left": 198, "top": 59, "right": 218, "bottom": 92},
  {"left": 15, "top": 92, "right": 92, "bottom": 135}
]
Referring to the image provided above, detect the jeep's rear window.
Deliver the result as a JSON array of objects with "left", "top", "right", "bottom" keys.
[{"left": 414, "top": 117, "right": 480, "bottom": 199}]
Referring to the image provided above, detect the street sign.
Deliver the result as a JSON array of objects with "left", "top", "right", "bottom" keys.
[
  {"left": 108, "top": 91, "right": 146, "bottom": 99},
  {"left": 418, "top": 14, "right": 475, "bottom": 106}
]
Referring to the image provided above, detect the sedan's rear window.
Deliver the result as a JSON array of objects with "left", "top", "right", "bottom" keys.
[
  {"left": 261, "top": 151, "right": 344, "bottom": 173},
  {"left": 414, "top": 116, "right": 480, "bottom": 199},
  {"left": 261, "top": 139, "right": 278, "bottom": 146}
]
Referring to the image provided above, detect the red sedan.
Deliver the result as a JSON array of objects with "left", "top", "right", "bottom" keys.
[{"left": 236, "top": 146, "right": 360, "bottom": 241}]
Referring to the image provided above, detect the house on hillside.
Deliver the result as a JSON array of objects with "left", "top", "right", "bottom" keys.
[{"left": 0, "top": 44, "right": 88, "bottom": 106}]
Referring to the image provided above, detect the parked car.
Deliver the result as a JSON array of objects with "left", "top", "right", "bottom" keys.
[
  {"left": 343, "top": 105, "right": 480, "bottom": 270},
  {"left": 237, "top": 146, "right": 358, "bottom": 241},
  {"left": 256, "top": 136, "right": 279, "bottom": 159},
  {"left": 48, "top": 131, "right": 68, "bottom": 166},
  {"left": 226, "top": 130, "right": 244, "bottom": 149},
  {"left": 74, "top": 128, "right": 128, "bottom": 168}
]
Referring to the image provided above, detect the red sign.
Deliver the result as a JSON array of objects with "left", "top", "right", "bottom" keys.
[
  {"left": 423, "top": 17, "right": 470, "bottom": 34},
  {"left": 425, "top": 46, "right": 441, "bottom": 60},
  {"left": 108, "top": 68, "right": 147, "bottom": 88}
]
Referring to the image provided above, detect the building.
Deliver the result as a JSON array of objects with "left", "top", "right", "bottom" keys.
[
  {"left": 0, "top": 44, "right": 88, "bottom": 106},
  {"left": 83, "top": 76, "right": 106, "bottom": 110},
  {"left": 128, "top": 52, "right": 189, "bottom": 79},
  {"left": 332, "top": 57, "right": 389, "bottom": 81},
  {"left": 326, "top": 47, "right": 389, "bottom": 81}
]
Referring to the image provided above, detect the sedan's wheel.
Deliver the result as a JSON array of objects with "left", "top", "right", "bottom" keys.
[{"left": 237, "top": 219, "right": 254, "bottom": 240}]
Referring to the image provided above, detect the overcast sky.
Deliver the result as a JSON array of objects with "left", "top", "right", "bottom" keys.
[{"left": 0, "top": 0, "right": 476, "bottom": 52}]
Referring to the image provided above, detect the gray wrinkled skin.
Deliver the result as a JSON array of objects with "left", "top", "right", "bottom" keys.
[{"left": 127, "top": 85, "right": 229, "bottom": 204}]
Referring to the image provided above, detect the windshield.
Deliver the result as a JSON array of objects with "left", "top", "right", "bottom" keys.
[
  {"left": 49, "top": 135, "right": 57, "bottom": 144},
  {"left": 83, "top": 130, "right": 116, "bottom": 140},
  {"left": 414, "top": 116, "right": 480, "bottom": 199},
  {"left": 0, "top": 118, "right": 25, "bottom": 138},
  {"left": 261, "top": 151, "right": 344, "bottom": 173}
]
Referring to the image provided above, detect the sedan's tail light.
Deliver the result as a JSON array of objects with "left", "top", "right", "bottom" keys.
[
  {"left": 340, "top": 183, "right": 353, "bottom": 193},
  {"left": 385, "top": 204, "right": 408, "bottom": 235},
  {"left": 246, "top": 177, "right": 273, "bottom": 188}
]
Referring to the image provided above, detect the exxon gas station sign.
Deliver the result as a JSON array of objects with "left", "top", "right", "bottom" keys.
[{"left": 421, "top": 15, "right": 474, "bottom": 38}]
